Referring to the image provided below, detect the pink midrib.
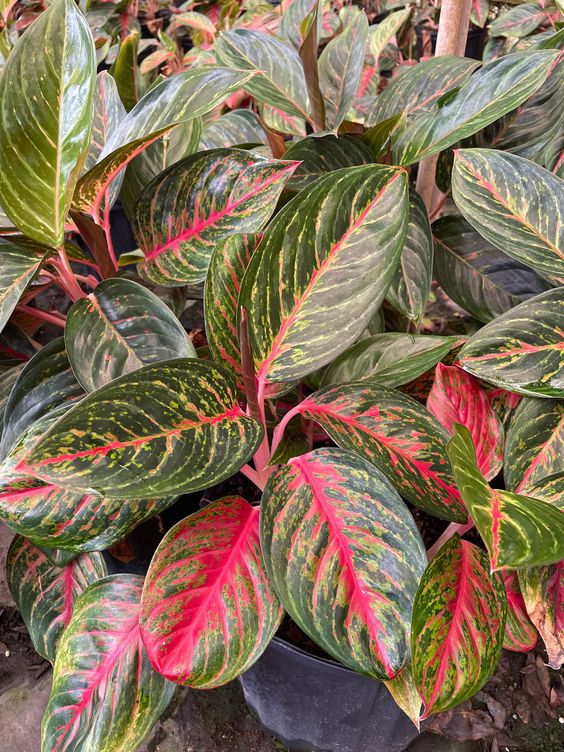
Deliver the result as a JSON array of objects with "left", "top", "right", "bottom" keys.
[
  {"left": 461, "top": 339, "right": 564, "bottom": 364},
  {"left": 142, "top": 163, "right": 297, "bottom": 263},
  {"left": 60, "top": 560, "right": 77, "bottom": 627}
]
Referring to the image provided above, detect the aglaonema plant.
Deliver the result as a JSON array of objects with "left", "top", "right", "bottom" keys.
[{"left": 0, "top": 1, "right": 563, "bottom": 750}]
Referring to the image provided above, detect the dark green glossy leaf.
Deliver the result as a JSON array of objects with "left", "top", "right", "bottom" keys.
[
  {"left": 0, "top": 322, "right": 37, "bottom": 371},
  {"left": 111, "top": 30, "right": 140, "bottom": 111},
  {"left": 261, "top": 447, "right": 427, "bottom": 679},
  {"left": 0, "top": 242, "right": 46, "bottom": 332},
  {"left": 361, "top": 112, "right": 405, "bottom": 160}
]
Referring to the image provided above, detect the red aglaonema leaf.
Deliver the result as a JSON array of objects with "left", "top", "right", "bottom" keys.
[
  {"left": 140, "top": 496, "right": 282, "bottom": 688},
  {"left": 486, "top": 387, "right": 522, "bottom": 430},
  {"left": 411, "top": 535, "right": 506, "bottom": 719},
  {"left": 502, "top": 571, "right": 538, "bottom": 652},
  {"left": 427, "top": 363, "right": 504, "bottom": 480},
  {"left": 519, "top": 562, "right": 564, "bottom": 669},
  {"left": 42, "top": 574, "right": 174, "bottom": 752}
]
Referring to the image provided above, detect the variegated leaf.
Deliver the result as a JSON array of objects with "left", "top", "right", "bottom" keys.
[
  {"left": 135, "top": 149, "right": 297, "bottom": 286},
  {"left": 283, "top": 383, "right": 466, "bottom": 522},
  {"left": 261, "top": 103, "right": 306, "bottom": 137},
  {"left": 15, "top": 359, "right": 263, "bottom": 499},
  {"left": 487, "top": 388, "right": 522, "bottom": 431},
  {"left": 393, "top": 51, "right": 558, "bottom": 165},
  {"left": 0, "top": 0, "right": 95, "bottom": 247},
  {"left": 452, "top": 149, "right": 564, "bottom": 283},
  {"left": 200, "top": 110, "right": 268, "bottom": 150},
  {"left": 42, "top": 574, "right": 175, "bottom": 752},
  {"left": 447, "top": 424, "right": 564, "bottom": 570},
  {"left": 471, "top": 0, "right": 489, "bottom": 28},
  {"left": 432, "top": 215, "right": 551, "bottom": 323},
  {"left": 279, "top": 0, "right": 320, "bottom": 50},
  {"left": 0, "top": 242, "right": 46, "bottom": 332},
  {"left": 519, "top": 562, "right": 564, "bottom": 669},
  {"left": 283, "top": 134, "right": 373, "bottom": 192},
  {"left": 490, "top": 3, "right": 549, "bottom": 38},
  {"left": 0, "top": 322, "right": 37, "bottom": 371},
  {"left": 83, "top": 72, "right": 126, "bottom": 174},
  {"left": 204, "top": 234, "right": 258, "bottom": 382},
  {"left": 427, "top": 363, "right": 504, "bottom": 481},
  {"left": 261, "top": 447, "right": 427, "bottom": 679},
  {"left": 504, "top": 397, "right": 563, "bottom": 502},
  {"left": 383, "top": 666, "right": 423, "bottom": 728},
  {"left": 411, "top": 535, "right": 506, "bottom": 719},
  {"left": 369, "top": 8, "right": 411, "bottom": 66},
  {"left": 239, "top": 165, "right": 409, "bottom": 393},
  {"left": 386, "top": 191, "right": 433, "bottom": 324},
  {"left": 215, "top": 29, "right": 312, "bottom": 124},
  {"left": 458, "top": 288, "right": 564, "bottom": 398},
  {"left": 314, "top": 334, "right": 460, "bottom": 390},
  {"left": 65, "top": 278, "right": 196, "bottom": 392},
  {"left": 502, "top": 571, "right": 538, "bottom": 652},
  {"left": 140, "top": 496, "right": 281, "bottom": 687},
  {"left": 318, "top": 12, "right": 368, "bottom": 130},
  {"left": 6, "top": 535, "right": 107, "bottom": 661}
]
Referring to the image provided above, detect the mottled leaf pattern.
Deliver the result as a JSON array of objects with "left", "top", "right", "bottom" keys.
[
  {"left": 452, "top": 149, "right": 564, "bottom": 282},
  {"left": 383, "top": 666, "right": 423, "bottom": 728},
  {"left": 135, "top": 150, "right": 297, "bottom": 286},
  {"left": 261, "top": 448, "right": 427, "bottom": 679},
  {"left": 447, "top": 425, "right": 564, "bottom": 570},
  {"left": 17, "top": 360, "right": 263, "bottom": 499},
  {"left": 6, "top": 536, "right": 107, "bottom": 661},
  {"left": 42, "top": 574, "right": 175, "bottom": 752},
  {"left": 140, "top": 497, "right": 281, "bottom": 687},
  {"left": 411, "top": 536, "right": 506, "bottom": 719},
  {"left": 240, "top": 166, "right": 409, "bottom": 392},
  {"left": 502, "top": 571, "right": 538, "bottom": 652},
  {"left": 458, "top": 288, "right": 564, "bottom": 398},
  {"left": 0, "top": 243, "right": 46, "bottom": 332},
  {"left": 519, "top": 562, "right": 564, "bottom": 669},
  {"left": 65, "top": 278, "right": 196, "bottom": 392},
  {"left": 427, "top": 363, "right": 504, "bottom": 481},
  {"left": 283, "top": 135, "right": 373, "bottom": 192}
]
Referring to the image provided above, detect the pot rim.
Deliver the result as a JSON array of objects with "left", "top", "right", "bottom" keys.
[{"left": 271, "top": 634, "right": 379, "bottom": 680}]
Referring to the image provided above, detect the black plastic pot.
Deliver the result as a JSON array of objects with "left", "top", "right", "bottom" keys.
[
  {"left": 239, "top": 637, "right": 421, "bottom": 752},
  {"left": 416, "top": 25, "right": 486, "bottom": 61}
]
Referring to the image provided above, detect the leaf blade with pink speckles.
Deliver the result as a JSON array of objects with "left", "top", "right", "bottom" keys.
[
  {"left": 519, "top": 562, "right": 564, "bottom": 669},
  {"left": 140, "top": 496, "right": 281, "bottom": 688},
  {"left": 411, "top": 535, "right": 506, "bottom": 718},
  {"left": 261, "top": 447, "right": 427, "bottom": 680},
  {"left": 6, "top": 535, "right": 107, "bottom": 662},
  {"left": 502, "top": 571, "right": 538, "bottom": 652}
]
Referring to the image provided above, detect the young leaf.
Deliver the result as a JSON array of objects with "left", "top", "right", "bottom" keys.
[
  {"left": 432, "top": 215, "right": 550, "bottom": 323},
  {"left": 16, "top": 360, "right": 263, "bottom": 499},
  {"left": 386, "top": 191, "right": 433, "bottom": 324},
  {"left": 65, "top": 278, "right": 196, "bottom": 392},
  {"left": 6, "top": 536, "right": 107, "bottom": 662},
  {"left": 318, "top": 12, "right": 368, "bottom": 130},
  {"left": 111, "top": 30, "right": 140, "bottom": 111},
  {"left": 411, "top": 536, "right": 506, "bottom": 719},
  {"left": 458, "top": 288, "right": 564, "bottom": 398},
  {"left": 394, "top": 51, "right": 558, "bottom": 165},
  {"left": 42, "top": 575, "right": 175, "bottom": 752},
  {"left": 502, "top": 571, "right": 538, "bottom": 652},
  {"left": 215, "top": 29, "right": 311, "bottom": 123},
  {"left": 0, "top": 0, "right": 95, "bottom": 246},
  {"left": 504, "top": 397, "right": 563, "bottom": 501},
  {"left": 427, "top": 363, "right": 504, "bottom": 481},
  {"left": 447, "top": 424, "right": 564, "bottom": 570},
  {"left": 519, "top": 562, "right": 563, "bottom": 669},
  {"left": 0, "top": 243, "right": 46, "bottom": 332},
  {"left": 135, "top": 150, "right": 298, "bottom": 286},
  {"left": 261, "top": 447, "right": 427, "bottom": 679},
  {"left": 291, "top": 383, "right": 467, "bottom": 522},
  {"left": 452, "top": 150, "right": 564, "bottom": 283},
  {"left": 240, "top": 165, "right": 409, "bottom": 392},
  {"left": 140, "top": 497, "right": 281, "bottom": 688}
]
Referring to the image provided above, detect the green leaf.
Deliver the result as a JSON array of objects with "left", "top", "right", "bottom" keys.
[
  {"left": 386, "top": 191, "right": 432, "bottom": 323},
  {"left": 315, "top": 334, "right": 459, "bottom": 390},
  {"left": 200, "top": 110, "right": 268, "bottom": 150},
  {"left": 367, "top": 56, "right": 480, "bottom": 126},
  {"left": 283, "top": 134, "right": 373, "bottom": 192},
  {"left": 504, "top": 397, "right": 563, "bottom": 503},
  {"left": 447, "top": 424, "right": 564, "bottom": 570},
  {"left": 458, "top": 288, "right": 564, "bottom": 398},
  {"left": 16, "top": 359, "right": 263, "bottom": 499},
  {"left": 83, "top": 72, "right": 126, "bottom": 175},
  {"left": 42, "top": 574, "right": 175, "bottom": 752},
  {"left": 135, "top": 149, "right": 298, "bottom": 286},
  {"left": 393, "top": 51, "right": 558, "bottom": 165},
  {"left": 65, "top": 278, "right": 196, "bottom": 392},
  {"left": 239, "top": 165, "right": 409, "bottom": 392},
  {"left": 261, "top": 103, "right": 306, "bottom": 137},
  {"left": 502, "top": 571, "right": 538, "bottom": 652},
  {"left": 216, "top": 29, "right": 311, "bottom": 123},
  {"left": 6, "top": 536, "right": 107, "bottom": 662},
  {"left": 452, "top": 149, "right": 564, "bottom": 283},
  {"left": 369, "top": 7, "right": 411, "bottom": 64},
  {"left": 361, "top": 112, "right": 406, "bottom": 160},
  {"left": 490, "top": 3, "right": 548, "bottom": 38},
  {"left": 318, "top": 12, "right": 368, "bottom": 130},
  {"left": 204, "top": 234, "right": 258, "bottom": 384},
  {"left": 288, "top": 383, "right": 467, "bottom": 522},
  {"left": 0, "top": 242, "right": 46, "bottom": 332},
  {"left": 383, "top": 666, "right": 423, "bottom": 728},
  {"left": 0, "top": 0, "right": 95, "bottom": 247},
  {"left": 279, "top": 0, "right": 321, "bottom": 50},
  {"left": 140, "top": 496, "right": 281, "bottom": 687},
  {"left": 110, "top": 30, "right": 140, "bottom": 111},
  {"left": 470, "top": 0, "right": 490, "bottom": 28},
  {"left": 432, "top": 215, "right": 551, "bottom": 323},
  {"left": 519, "top": 563, "right": 563, "bottom": 669},
  {"left": 261, "top": 447, "right": 427, "bottom": 679},
  {"left": 411, "top": 535, "right": 506, "bottom": 719}
]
